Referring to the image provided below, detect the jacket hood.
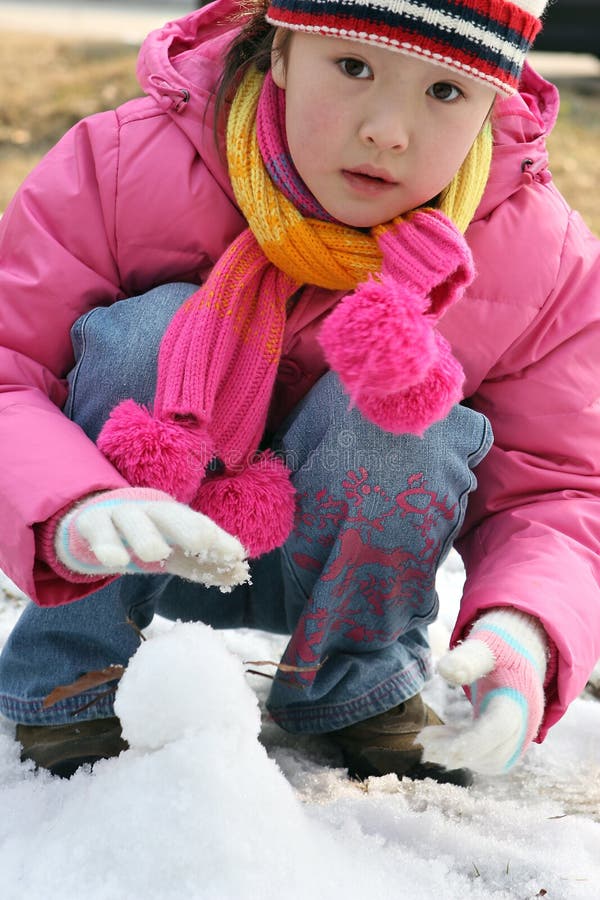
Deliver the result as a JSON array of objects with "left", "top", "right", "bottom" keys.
[
  {"left": 135, "top": 0, "right": 242, "bottom": 201},
  {"left": 475, "top": 61, "right": 559, "bottom": 220},
  {"left": 136, "top": 0, "right": 560, "bottom": 222},
  {"left": 136, "top": 0, "right": 240, "bottom": 115}
]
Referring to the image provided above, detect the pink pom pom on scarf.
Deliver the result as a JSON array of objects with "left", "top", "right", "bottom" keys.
[{"left": 318, "top": 210, "right": 474, "bottom": 434}]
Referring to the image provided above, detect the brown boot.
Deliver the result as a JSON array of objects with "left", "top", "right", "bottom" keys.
[
  {"left": 17, "top": 717, "right": 128, "bottom": 779},
  {"left": 327, "top": 694, "right": 472, "bottom": 787}
]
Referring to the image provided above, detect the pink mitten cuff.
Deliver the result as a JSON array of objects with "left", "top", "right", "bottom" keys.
[
  {"left": 51, "top": 488, "right": 174, "bottom": 579},
  {"left": 37, "top": 494, "right": 109, "bottom": 585}
]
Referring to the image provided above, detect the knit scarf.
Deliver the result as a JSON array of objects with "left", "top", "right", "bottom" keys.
[{"left": 97, "top": 67, "right": 492, "bottom": 558}]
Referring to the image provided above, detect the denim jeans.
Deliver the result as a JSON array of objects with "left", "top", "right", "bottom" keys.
[{"left": 0, "top": 283, "right": 493, "bottom": 732}]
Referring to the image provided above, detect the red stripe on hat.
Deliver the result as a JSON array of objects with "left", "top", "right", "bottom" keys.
[
  {"left": 447, "top": 0, "right": 541, "bottom": 38},
  {"left": 267, "top": 8, "right": 522, "bottom": 91}
]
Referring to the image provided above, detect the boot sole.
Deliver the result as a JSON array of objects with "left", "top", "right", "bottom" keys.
[{"left": 343, "top": 748, "right": 473, "bottom": 787}]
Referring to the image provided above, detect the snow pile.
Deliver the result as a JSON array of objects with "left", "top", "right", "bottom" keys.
[
  {"left": 0, "top": 557, "right": 598, "bottom": 899},
  {"left": 0, "top": 622, "right": 479, "bottom": 900}
]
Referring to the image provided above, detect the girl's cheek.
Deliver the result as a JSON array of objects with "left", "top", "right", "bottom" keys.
[
  {"left": 308, "top": 105, "right": 346, "bottom": 147},
  {"left": 292, "top": 104, "right": 320, "bottom": 133}
]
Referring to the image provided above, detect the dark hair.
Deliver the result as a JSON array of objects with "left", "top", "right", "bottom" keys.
[{"left": 214, "top": 1, "right": 290, "bottom": 141}]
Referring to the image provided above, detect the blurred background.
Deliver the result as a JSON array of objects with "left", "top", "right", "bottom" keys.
[{"left": 0, "top": 0, "right": 599, "bottom": 232}]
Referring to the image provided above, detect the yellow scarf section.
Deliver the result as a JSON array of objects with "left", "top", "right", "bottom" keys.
[{"left": 227, "top": 66, "right": 493, "bottom": 292}]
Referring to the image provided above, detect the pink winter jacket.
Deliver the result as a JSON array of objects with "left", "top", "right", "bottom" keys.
[{"left": 1, "top": 0, "right": 599, "bottom": 740}]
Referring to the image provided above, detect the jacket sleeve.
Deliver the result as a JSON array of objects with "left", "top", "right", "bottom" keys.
[
  {"left": 454, "top": 211, "right": 600, "bottom": 739},
  {"left": 0, "top": 112, "right": 132, "bottom": 605}
]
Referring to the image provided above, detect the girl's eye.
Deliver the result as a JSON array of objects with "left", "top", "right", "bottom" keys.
[
  {"left": 338, "top": 58, "right": 372, "bottom": 79},
  {"left": 427, "top": 82, "right": 464, "bottom": 102}
]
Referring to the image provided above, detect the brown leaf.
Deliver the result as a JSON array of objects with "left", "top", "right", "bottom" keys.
[
  {"left": 43, "top": 665, "right": 125, "bottom": 709},
  {"left": 243, "top": 658, "right": 326, "bottom": 674},
  {"left": 244, "top": 669, "right": 276, "bottom": 681}
]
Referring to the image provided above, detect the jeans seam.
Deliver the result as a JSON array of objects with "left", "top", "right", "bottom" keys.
[
  {"left": 466, "top": 412, "right": 493, "bottom": 468},
  {"left": 435, "top": 414, "right": 492, "bottom": 574},
  {"left": 0, "top": 689, "right": 119, "bottom": 723},
  {"left": 280, "top": 544, "right": 311, "bottom": 604},
  {"left": 63, "top": 307, "right": 99, "bottom": 419},
  {"left": 268, "top": 655, "right": 432, "bottom": 731}
]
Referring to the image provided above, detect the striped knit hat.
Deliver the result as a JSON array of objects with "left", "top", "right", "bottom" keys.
[{"left": 266, "top": 0, "right": 548, "bottom": 95}]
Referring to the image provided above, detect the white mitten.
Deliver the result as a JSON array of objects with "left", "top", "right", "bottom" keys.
[
  {"left": 54, "top": 488, "right": 249, "bottom": 591},
  {"left": 419, "top": 608, "right": 548, "bottom": 774}
]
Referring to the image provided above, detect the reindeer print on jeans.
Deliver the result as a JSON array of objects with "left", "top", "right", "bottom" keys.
[{"left": 282, "top": 466, "right": 457, "bottom": 686}]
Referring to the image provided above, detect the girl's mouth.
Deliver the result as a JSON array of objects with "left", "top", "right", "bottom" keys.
[{"left": 342, "top": 167, "right": 398, "bottom": 195}]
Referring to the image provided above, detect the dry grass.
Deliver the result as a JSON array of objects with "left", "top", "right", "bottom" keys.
[
  {"left": 545, "top": 76, "right": 600, "bottom": 236},
  {"left": 0, "top": 31, "right": 598, "bottom": 235},
  {"left": 0, "top": 32, "right": 140, "bottom": 210}
]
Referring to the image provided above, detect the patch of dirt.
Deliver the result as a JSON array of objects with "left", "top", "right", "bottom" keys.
[{"left": 0, "top": 31, "right": 599, "bottom": 237}]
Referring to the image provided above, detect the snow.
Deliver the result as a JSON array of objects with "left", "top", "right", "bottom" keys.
[{"left": 0, "top": 554, "right": 599, "bottom": 900}]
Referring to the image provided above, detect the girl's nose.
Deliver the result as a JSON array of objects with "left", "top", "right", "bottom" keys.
[{"left": 359, "top": 108, "right": 409, "bottom": 152}]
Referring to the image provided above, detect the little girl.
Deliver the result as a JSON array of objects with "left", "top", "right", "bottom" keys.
[{"left": 1, "top": 0, "right": 599, "bottom": 783}]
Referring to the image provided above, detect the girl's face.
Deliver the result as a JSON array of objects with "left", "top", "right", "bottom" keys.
[{"left": 271, "top": 32, "right": 495, "bottom": 228}]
